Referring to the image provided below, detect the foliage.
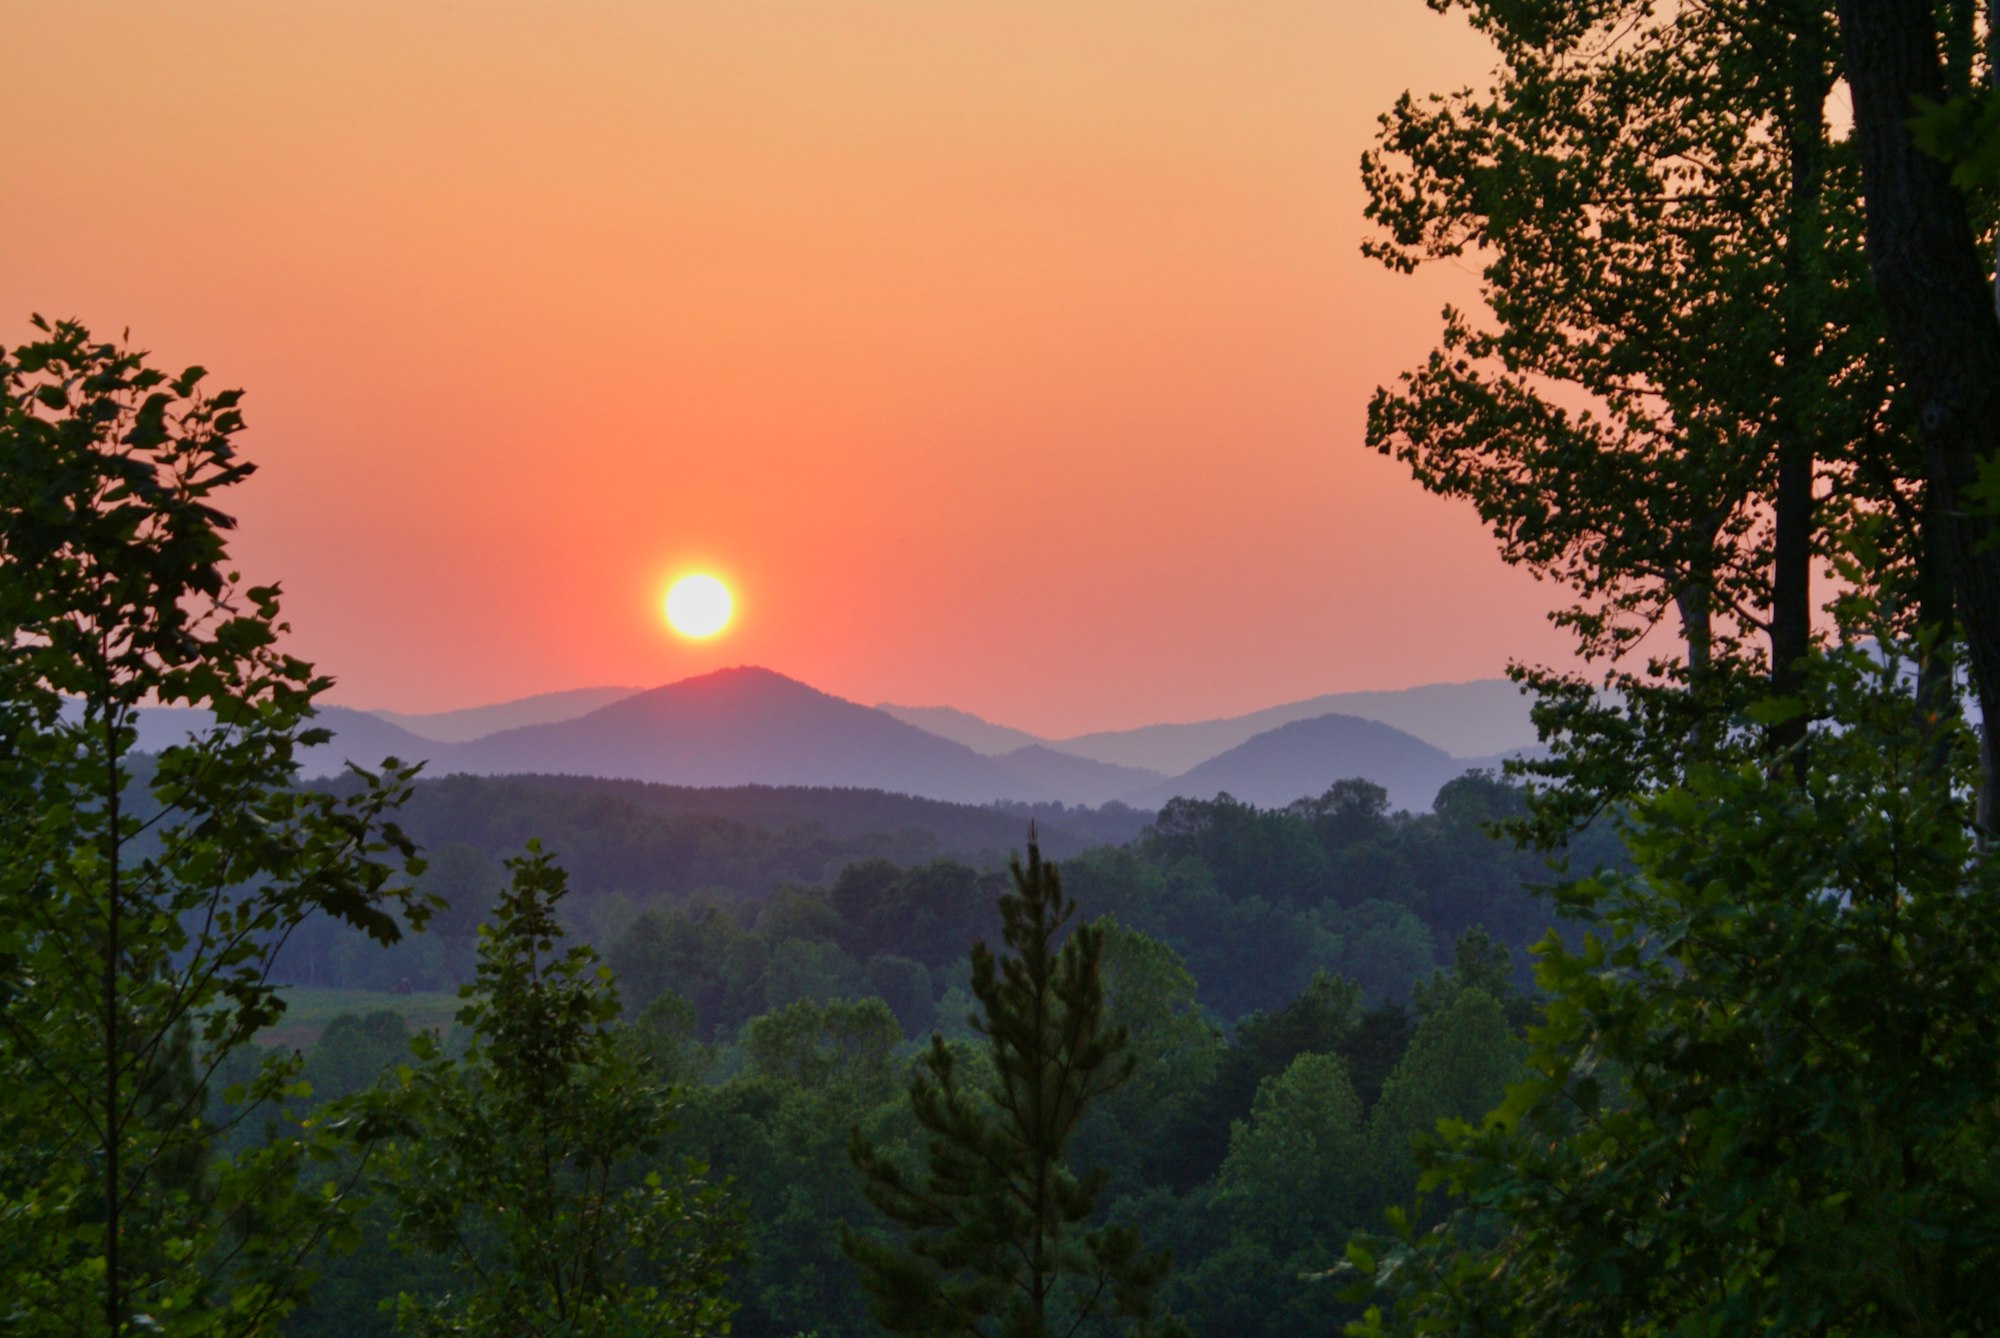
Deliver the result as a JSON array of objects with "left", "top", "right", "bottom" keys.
[
  {"left": 1363, "top": 0, "right": 1925, "bottom": 837},
  {"left": 1216, "top": 1051, "right": 1367, "bottom": 1255},
  {"left": 845, "top": 839, "right": 1188, "bottom": 1336},
  {"left": 372, "top": 843, "right": 740, "bottom": 1336},
  {"left": 681, "top": 996, "right": 909, "bottom": 1336},
  {"left": 1831, "top": 0, "right": 2000, "bottom": 805},
  {"left": 1342, "top": 647, "right": 2000, "bottom": 1333},
  {"left": 0, "top": 317, "right": 427, "bottom": 1335},
  {"left": 1073, "top": 920, "right": 1225, "bottom": 1196},
  {"left": 1362, "top": 986, "right": 1520, "bottom": 1203}
]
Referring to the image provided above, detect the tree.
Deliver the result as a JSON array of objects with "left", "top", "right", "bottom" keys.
[
  {"left": 1071, "top": 920, "right": 1225, "bottom": 1196},
  {"left": 691, "top": 996, "right": 908, "bottom": 1335},
  {"left": 373, "top": 843, "right": 740, "bottom": 1336},
  {"left": 1361, "top": 986, "right": 1520, "bottom": 1201},
  {"left": 1343, "top": 645, "right": 2000, "bottom": 1332},
  {"left": 304, "top": 1010, "right": 414, "bottom": 1106},
  {"left": 1343, "top": 10, "right": 2000, "bottom": 1328},
  {"left": 742, "top": 995, "right": 902, "bottom": 1099},
  {"left": 1364, "top": 0, "right": 1929, "bottom": 828},
  {"left": 1215, "top": 1052, "right": 1368, "bottom": 1258},
  {"left": 1833, "top": 0, "right": 2000, "bottom": 810},
  {"left": 844, "top": 837, "right": 1187, "bottom": 1337},
  {"left": 0, "top": 317, "right": 428, "bottom": 1335}
]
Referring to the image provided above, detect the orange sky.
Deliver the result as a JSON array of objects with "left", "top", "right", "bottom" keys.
[{"left": 3, "top": 1, "right": 1579, "bottom": 735}]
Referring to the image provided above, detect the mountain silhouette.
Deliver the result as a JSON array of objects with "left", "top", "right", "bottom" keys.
[
  {"left": 990, "top": 745, "right": 1164, "bottom": 807},
  {"left": 444, "top": 666, "right": 1040, "bottom": 804},
  {"left": 126, "top": 705, "right": 436, "bottom": 780},
  {"left": 370, "top": 685, "right": 641, "bottom": 743},
  {"left": 1124, "top": 712, "right": 1467, "bottom": 813},
  {"left": 875, "top": 702, "right": 1045, "bottom": 755},
  {"left": 1056, "top": 679, "right": 1534, "bottom": 774},
  {"left": 118, "top": 670, "right": 1511, "bottom": 812}
]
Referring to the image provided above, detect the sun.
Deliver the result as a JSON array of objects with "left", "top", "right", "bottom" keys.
[{"left": 664, "top": 573, "right": 734, "bottom": 639}]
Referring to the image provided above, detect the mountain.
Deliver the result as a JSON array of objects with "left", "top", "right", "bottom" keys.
[
  {"left": 875, "top": 703, "right": 1045, "bottom": 755},
  {"left": 115, "top": 671, "right": 1524, "bottom": 812},
  {"left": 1122, "top": 712, "right": 1466, "bottom": 813},
  {"left": 127, "top": 705, "right": 438, "bottom": 780},
  {"left": 369, "top": 685, "right": 642, "bottom": 743},
  {"left": 1055, "top": 678, "right": 1534, "bottom": 774},
  {"left": 991, "top": 746, "right": 1165, "bottom": 807},
  {"left": 445, "top": 666, "right": 1043, "bottom": 804}
]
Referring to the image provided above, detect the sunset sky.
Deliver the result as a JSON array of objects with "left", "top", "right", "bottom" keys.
[{"left": 3, "top": 1, "right": 1578, "bottom": 736}]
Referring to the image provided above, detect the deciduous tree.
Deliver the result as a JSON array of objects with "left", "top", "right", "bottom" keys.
[
  {"left": 374, "top": 843, "right": 739, "bottom": 1336},
  {"left": 0, "top": 317, "right": 427, "bottom": 1335},
  {"left": 1364, "top": 0, "right": 1926, "bottom": 824}
]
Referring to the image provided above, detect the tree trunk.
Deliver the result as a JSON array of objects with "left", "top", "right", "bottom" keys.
[
  {"left": 1834, "top": 0, "right": 2000, "bottom": 827},
  {"left": 1916, "top": 489, "right": 1960, "bottom": 777},
  {"left": 1769, "top": 18, "right": 1830, "bottom": 785}
]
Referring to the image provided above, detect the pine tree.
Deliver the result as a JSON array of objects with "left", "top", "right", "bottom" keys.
[{"left": 844, "top": 836, "right": 1187, "bottom": 1337}]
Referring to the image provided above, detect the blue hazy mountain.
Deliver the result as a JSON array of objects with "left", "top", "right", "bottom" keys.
[
  {"left": 369, "top": 685, "right": 642, "bottom": 743},
  {"left": 443, "top": 666, "right": 1044, "bottom": 804},
  {"left": 883, "top": 679, "right": 1535, "bottom": 774},
  {"left": 1056, "top": 679, "right": 1533, "bottom": 775},
  {"left": 113, "top": 670, "right": 1515, "bottom": 812},
  {"left": 873, "top": 702, "right": 1046, "bottom": 755},
  {"left": 123, "top": 704, "right": 437, "bottom": 780},
  {"left": 1123, "top": 712, "right": 1468, "bottom": 813},
  {"left": 990, "top": 745, "right": 1165, "bottom": 807}
]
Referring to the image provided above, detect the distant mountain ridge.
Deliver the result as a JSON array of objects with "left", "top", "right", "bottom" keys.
[
  {"left": 880, "top": 678, "right": 1535, "bottom": 772},
  {"left": 874, "top": 703, "right": 1044, "bottom": 756},
  {"left": 1119, "top": 713, "right": 1463, "bottom": 813},
  {"left": 990, "top": 746, "right": 1164, "bottom": 808},
  {"left": 445, "top": 667, "right": 1037, "bottom": 804},
  {"left": 123, "top": 704, "right": 435, "bottom": 781},
  {"left": 371, "top": 685, "right": 642, "bottom": 743},
  {"left": 114, "top": 668, "right": 1535, "bottom": 813}
]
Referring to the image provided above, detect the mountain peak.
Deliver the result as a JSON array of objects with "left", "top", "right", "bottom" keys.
[{"left": 645, "top": 665, "right": 824, "bottom": 695}]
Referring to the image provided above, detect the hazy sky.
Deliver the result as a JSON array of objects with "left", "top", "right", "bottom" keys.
[{"left": 3, "top": 1, "right": 1578, "bottom": 735}]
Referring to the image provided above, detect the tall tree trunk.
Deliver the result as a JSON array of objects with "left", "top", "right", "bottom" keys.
[
  {"left": 1916, "top": 488, "right": 1960, "bottom": 776},
  {"left": 1769, "top": 15, "right": 1830, "bottom": 784},
  {"left": 1835, "top": 0, "right": 2000, "bottom": 829}
]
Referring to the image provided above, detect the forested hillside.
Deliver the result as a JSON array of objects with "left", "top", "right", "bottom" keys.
[{"left": 273, "top": 773, "right": 1591, "bottom": 1335}]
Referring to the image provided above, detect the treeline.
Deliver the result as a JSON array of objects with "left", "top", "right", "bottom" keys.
[
  {"left": 283, "top": 767, "right": 1612, "bottom": 1030},
  {"left": 270, "top": 774, "right": 1149, "bottom": 990}
]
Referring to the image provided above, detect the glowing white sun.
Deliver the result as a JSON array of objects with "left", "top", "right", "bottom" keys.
[{"left": 664, "top": 574, "right": 733, "bottom": 639}]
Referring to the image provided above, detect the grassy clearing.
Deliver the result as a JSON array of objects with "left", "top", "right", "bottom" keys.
[{"left": 260, "top": 986, "right": 463, "bottom": 1052}]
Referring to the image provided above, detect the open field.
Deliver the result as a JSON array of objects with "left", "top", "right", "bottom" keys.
[{"left": 259, "top": 987, "right": 462, "bottom": 1052}]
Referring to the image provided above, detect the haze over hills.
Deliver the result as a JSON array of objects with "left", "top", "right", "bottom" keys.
[
  {"left": 126, "top": 705, "right": 436, "bottom": 781},
  {"left": 1051, "top": 679, "right": 1535, "bottom": 773},
  {"left": 878, "top": 677, "right": 1536, "bottom": 771},
  {"left": 445, "top": 667, "right": 1037, "bottom": 804},
  {"left": 1120, "top": 712, "right": 1465, "bottom": 813},
  {"left": 988, "top": 746, "right": 1165, "bottom": 808},
  {"left": 371, "top": 686, "right": 642, "bottom": 743},
  {"left": 361, "top": 675, "right": 1532, "bottom": 774},
  {"left": 119, "top": 667, "right": 1534, "bottom": 812},
  {"left": 873, "top": 703, "right": 1045, "bottom": 756}
]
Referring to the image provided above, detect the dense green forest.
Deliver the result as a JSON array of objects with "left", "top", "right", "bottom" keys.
[
  {"left": 8, "top": 0, "right": 2000, "bottom": 1333},
  {"left": 267, "top": 773, "right": 1598, "bottom": 1334}
]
